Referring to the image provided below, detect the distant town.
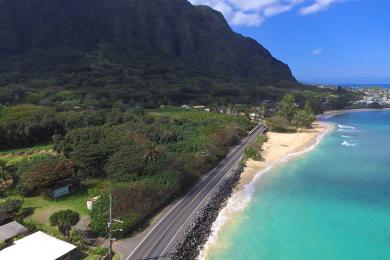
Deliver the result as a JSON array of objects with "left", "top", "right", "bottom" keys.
[
  {"left": 351, "top": 87, "right": 390, "bottom": 107},
  {"left": 317, "top": 85, "right": 390, "bottom": 108}
]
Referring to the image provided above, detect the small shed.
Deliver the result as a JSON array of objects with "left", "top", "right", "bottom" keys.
[
  {"left": 0, "top": 231, "right": 77, "bottom": 260},
  {"left": 86, "top": 196, "right": 100, "bottom": 211},
  {"left": 48, "top": 179, "right": 80, "bottom": 199},
  {"left": 0, "top": 221, "right": 27, "bottom": 242}
]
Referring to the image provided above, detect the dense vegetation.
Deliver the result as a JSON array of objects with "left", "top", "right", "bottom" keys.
[
  {"left": 17, "top": 157, "right": 74, "bottom": 196},
  {"left": 0, "top": 105, "right": 136, "bottom": 149},
  {"left": 268, "top": 93, "right": 316, "bottom": 132},
  {"left": 0, "top": 0, "right": 304, "bottom": 108},
  {"left": 57, "top": 109, "right": 252, "bottom": 236},
  {"left": 0, "top": 106, "right": 253, "bottom": 236},
  {"left": 245, "top": 134, "right": 268, "bottom": 161}
]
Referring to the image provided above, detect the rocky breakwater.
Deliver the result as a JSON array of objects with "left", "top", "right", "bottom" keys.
[{"left": 170, "top": 163, "right": 245, "bottom": 259}]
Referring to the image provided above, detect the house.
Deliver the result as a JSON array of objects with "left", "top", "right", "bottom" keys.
[
  {"left": 0, "top": 231, "right": 77, "bottom": 260},
  {"left": 0, "top": 221, "right": 27, "bottom": 242},
  {"left": 47, "top": 179, "right": 80, "bottom": 199}
]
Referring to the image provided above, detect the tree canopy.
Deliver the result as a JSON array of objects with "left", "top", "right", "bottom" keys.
[{"left": 49, "top": 209, "right": 80, "bottom": 237}]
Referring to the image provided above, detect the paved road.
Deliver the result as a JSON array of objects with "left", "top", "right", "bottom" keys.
[{"left": 125, "top": 124, "right": 268, "bottom": 260}]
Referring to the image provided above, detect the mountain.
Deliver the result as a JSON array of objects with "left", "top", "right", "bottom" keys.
[{"left": 0, "top": 0, "right": 298, "bottom": 106}]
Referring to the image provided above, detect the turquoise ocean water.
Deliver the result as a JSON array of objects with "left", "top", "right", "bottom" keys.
[{"left": 206, "top": 110, "right": 390, "bottom": 260}]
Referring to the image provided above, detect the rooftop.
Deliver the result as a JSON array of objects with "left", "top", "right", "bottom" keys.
[
  {"left": 0, "top": 221, "right": 27, "bottom": 241},
  {"left": 0, "top": 231, "right": 76, "bottom": 260}
]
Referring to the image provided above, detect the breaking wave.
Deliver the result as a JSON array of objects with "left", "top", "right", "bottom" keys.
[
  {"left": 341, "top": 141, "right": 357, "bottom": 147},
  {"left": 338, "top": 124, "right": 356, "bottom": 130}
]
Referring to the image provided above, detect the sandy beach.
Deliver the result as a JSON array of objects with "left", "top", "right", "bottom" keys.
[{"left": 238, "top": 122, "right": 333, "bottom": 190}]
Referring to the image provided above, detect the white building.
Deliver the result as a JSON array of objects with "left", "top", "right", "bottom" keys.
[{"left": 0, "top": 231, "right": 77, "bottom": 260}]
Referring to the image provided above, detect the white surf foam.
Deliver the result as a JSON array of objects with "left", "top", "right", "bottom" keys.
[
  {"left": 341, "top": 140, "right": 357, "bottom": 147},
  {"left": 198, "top": 123, "right": 333, "bottom": 260},
  {"left": 338, "top": 124, "right": 356, "bottom": 130},
  {"left": 341, "top": 135, "right": 353, "bottom": 138}
]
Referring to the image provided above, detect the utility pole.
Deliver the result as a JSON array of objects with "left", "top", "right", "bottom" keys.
[
  {"left": 108, "top": 194, "right": 113, "bottom": 260},
  {"left": 108, "top": 193, "right": 123, "bottom": 260}
]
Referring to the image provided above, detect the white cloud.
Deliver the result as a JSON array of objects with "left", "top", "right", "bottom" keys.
[
  {"left": 189, "top": 0, "right": 346, "bottom": 26},
  {"left": 264, "top": 3, "right": 293, "bottom": 17},
  {"left": 232, "top": 11, "right": 264, "bottom": 26},
  {"left": 214, "top": 2, "right": 234, "bottom": 18},
  {"left": 312, "top": 48, "right": 323, "bottom": 55},
  {"left": 228, "top": 0, "right": 279, "bottom": 11},
  {"left": 300, "top": 0, "right": 340, "bottom": 15}
]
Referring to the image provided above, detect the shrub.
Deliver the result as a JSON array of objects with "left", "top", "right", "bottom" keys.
[
  {"left": 19, "top": 158, "right": 74, "bottom": 195},
  {"left": 0, "top": 240, "right": 6, "bottom": 250},
  {"left": 15, "top": 207, "right": 34, "bottom": 222},
  {"left": 90, "top": 193, "right": 141, "bottom": 238},
  {"left": 91, "top": 182, "right": 175, "bottom": 237},
  {"left": 256, "top": 134, "right": 268, "bottom": 145},
  {"left": 88, "top": 247, "right": 109, "bottom": 256},
  {"left": 90, "top": 194, "right": 110, "bottom": 236},
  {"left": 69, "top": 230, "right": 87, "bottom": 250},
  {"left": 245, "top": 147, "right": 261, "bottom": 161},
  {"left": 49, "top": 210, "right": 80, "bottom": 237},
  {"left": 22, "top": 220, "right": 38, "bottom": 233},
  {"left": 0, "top": 198, "right": 22, "bottom": 215}
]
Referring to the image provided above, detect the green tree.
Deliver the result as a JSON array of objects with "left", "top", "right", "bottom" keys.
[
  {"left": 104, "top": 144, "right": 145, "bottom": 182},
  {"left": 277, "top": 93, "right": 296, "bottom": 122},
  {"left": 49, "top": 210, "right": 80, "bottom": 237},
  {"left": 292, "top": 109, "right": 315, "bottom": 128},
  {"left": 19, "top": 158, "right": 74, "bottom": 196}
]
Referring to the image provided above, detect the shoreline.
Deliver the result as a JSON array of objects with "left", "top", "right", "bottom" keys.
[
  {"left": 319, "top": 108, "right": 390, "bottom": 120},
  {"left": 238, "top": 122, "right": 333, "bottom": 189},
  {"left": 199, "top": 121, "right": 334, "bottom": 259}
]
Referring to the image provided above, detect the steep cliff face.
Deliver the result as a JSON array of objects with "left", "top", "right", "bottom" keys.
[{"left": 0, "top": 0, "right": 297, "bottom": 104}]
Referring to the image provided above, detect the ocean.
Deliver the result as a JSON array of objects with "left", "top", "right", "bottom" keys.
[{"left": 204, "top": 110, "right": 390, "bottom": 260}]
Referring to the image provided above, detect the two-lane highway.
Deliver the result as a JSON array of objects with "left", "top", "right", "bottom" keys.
[{"left": 125, "top": 124, "right": 268, "bottom": 260}]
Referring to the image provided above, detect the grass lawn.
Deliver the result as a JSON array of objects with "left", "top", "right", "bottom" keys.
[
  {"left": 1, "top": 153, "right": 51, "bottom": 166},
  {"left": 21, "top": 179, "right": 108, "bottom": 234},
  {"left": 0, "top": 144, "right": 55, "bottom": 166},
  {"left": 23, "top": 189, "right": 90, "bottom": 234},
  {"left": 0, "top": 144, "right": 53, "bottom": 155}
]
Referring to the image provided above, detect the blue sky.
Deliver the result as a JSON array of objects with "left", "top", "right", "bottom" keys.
[{"left": 189, "top": 0, "right": 390, "bottom": 84}]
